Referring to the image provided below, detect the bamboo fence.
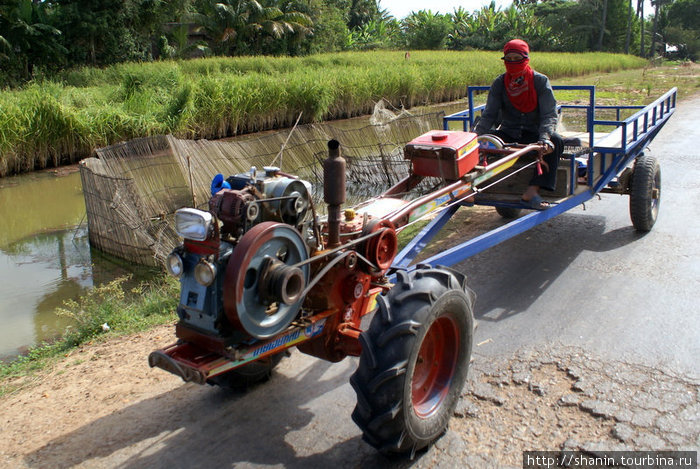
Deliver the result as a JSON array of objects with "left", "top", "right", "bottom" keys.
[{"left": 80, "top": 110, "right": 443, "bottom": 266}]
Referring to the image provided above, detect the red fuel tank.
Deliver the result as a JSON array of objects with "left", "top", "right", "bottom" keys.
[{"left": 404, "top": 130, "right": 479, "bottom": 180}]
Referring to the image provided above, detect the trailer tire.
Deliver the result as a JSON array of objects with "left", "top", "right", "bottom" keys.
[
  {"left": 350, "top": 266, "right": 474, "bottom": 455},
  {"left": 207, "top": 352, "right": 284, "bottom": 390},
  {"left": 495, "top": 206, "right": 522, "bottom": 219},
  {"left": 629, "top": 154, "right": 661, "bottom": 232}
]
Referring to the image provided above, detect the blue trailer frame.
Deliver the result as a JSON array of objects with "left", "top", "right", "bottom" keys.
[{"left": 394, "top": 85, "right": 677, "bottom": 271}]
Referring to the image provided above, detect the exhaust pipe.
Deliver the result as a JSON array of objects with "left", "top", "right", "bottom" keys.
[{"left": 324, "top": 140, "right": 346, "bottom": 248}]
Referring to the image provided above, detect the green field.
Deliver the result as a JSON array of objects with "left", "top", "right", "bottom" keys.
[{"left": 0, "top": 50, "right": 647, "bottom": 177}]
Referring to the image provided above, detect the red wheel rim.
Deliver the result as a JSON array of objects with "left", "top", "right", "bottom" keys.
[{"left": 412, "top": 315, "right": 460, "bottom": 418}]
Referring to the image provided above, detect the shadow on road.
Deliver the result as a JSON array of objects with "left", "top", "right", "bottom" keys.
[
  {"left": 435, "top": 209, "right": 645, "bottom": 324},
  {"left": 26, "top": 356, "right": 420, "bottom": 469}
]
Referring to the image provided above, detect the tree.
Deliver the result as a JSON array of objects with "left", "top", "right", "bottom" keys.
[
  {"left": 502, "top": 5, "right": 551, "bottom": 50},
  {"left": 534, "top": 0, "right": 597, "bottom": 51},
  {"left": 649, "top": 0, "right": 665, "bottom": 57},
  {"left": 402, "top": 10, "right": 451, "bottom": 50},
  {"left": 604, "top": 0, "right": 631, "bottom": 51},
  {"left": 344, "top": 15, "right": 399, "bottom": 49},
  {"left": 638, "top": 0, "right": 645, "bottom": 56},
  {"left": 662, "top": 0, "right": 699, "bottom": 59},
  {"left": 160, "top": 22, "right": 210, "bottom": 59},
  {"left": 580, "top": 0, "right": 630, "bottom": 51},
  {"left": 135, "top": 0, "right": 196, "bottom": 58},
  {"left": 55, "top": 0, "right": 149, "bottom": 66},
  {"left": 303, "top": 0, "right": 348, "bottom": 53},
  {"left": 666, "top": 0, "right": 700, "bottom": 29},
  {"left": 347, "top": 0, "right": 378, "bottom": 29},
  {"left": 446, "top": 3, "right": 505, "bottom": 50},
  {"left": 0, "top": 0, "right": 66, "bottom": 80},
  {"left": 625, "top": 0, "right": 633, "bottom": 53},
  {"left": 343, "top": 6, "right": 399, "bottom": 50},
  {"left": 597, "top": 0, "right": 609, "bottom": 50},
  {"left": 191, "top": 0, "right": 312, "bottom": 55}
]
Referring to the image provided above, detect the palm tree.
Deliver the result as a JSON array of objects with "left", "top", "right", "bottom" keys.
[
  {"left": 450, "top": 6, "right": 470, "bottom": 25},
  {"left": 348, "top": 0, "right": 379, "bottom": 30},
  {"left": 162, "top": 21, "right": 211, "bottom": 59},
  {"left": 402, "top": 10, "right": 452, "bottom": 50},
  {"left": 254, "top": 1, "right": 313, "bottom": 52},
  {"left": 192, "top": 0, "right": 312, "bottom": 55}
]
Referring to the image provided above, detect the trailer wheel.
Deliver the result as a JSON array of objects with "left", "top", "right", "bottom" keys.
[
  {"left": 350, "top": 266, "right": 474, "bottom": 455},
  {"left": 495, "top": 206, "right": 522, "bottom": 219},
  {"left": 629, "top": 154, "right": 661, "bottom": 232},
  {"left": 207, "top": 353, "right": 284, "bottom": 390}
]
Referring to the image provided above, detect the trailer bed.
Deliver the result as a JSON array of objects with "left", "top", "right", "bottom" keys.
[{"left": 394, "top": 86, "right": 677, "bottom": 270}]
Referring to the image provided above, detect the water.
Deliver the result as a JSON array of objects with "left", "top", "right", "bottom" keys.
[{"left": 0, "top": 169, "right": 154, "bottom": 360}]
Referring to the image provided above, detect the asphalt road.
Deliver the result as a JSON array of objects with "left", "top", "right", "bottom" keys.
[{"left": 23, "top": 94, "right": 698, "bottom": 469}]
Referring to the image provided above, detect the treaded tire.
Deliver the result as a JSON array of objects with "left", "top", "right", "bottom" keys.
[
  {"left": 495, "top": 206, "right": 522, "bottom": 219},
  {"left": 350, "top": 265, "right": 475, "bottom": 455},
  {"left": 207, "top": 353, "right": 284, "bottom": 390},
  {"left": 629, "top": 154, "right": 661, "bottom": 232}
]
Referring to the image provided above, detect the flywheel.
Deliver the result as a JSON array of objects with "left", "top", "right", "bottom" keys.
[{"left": 224, "top": 222, "right": 309, "bottom": 339}]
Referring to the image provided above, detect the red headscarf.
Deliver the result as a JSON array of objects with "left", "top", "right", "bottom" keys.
[{"left": 503, "top": 39, "right": 537, "bottom": 113}]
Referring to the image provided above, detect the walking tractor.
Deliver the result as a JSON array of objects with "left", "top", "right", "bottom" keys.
[{"left": 149, "top": 86, "right": 676, "bottom": 454}]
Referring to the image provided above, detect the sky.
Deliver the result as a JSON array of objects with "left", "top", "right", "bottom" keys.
[{"left": 378, "top": 0, "right": 515, "bottom": 19}]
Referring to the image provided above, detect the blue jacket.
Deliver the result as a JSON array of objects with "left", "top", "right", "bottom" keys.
[{"left": 474, "top": 71, "right": 558, "bottom": 141}]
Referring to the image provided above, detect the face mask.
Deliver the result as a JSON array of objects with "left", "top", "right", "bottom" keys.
[{"left": 505, "top": 58, "right": 529, "bottom": 75}]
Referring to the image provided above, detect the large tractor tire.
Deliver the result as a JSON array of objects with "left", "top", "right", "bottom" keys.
[
  {"left": 629, "top": 154, "right": 661, "bottom": 232},
  {"left": 207, "top": 353, "right": 284, "bottom": 390},
  {"left": 350, "top": 266, "right": 475, "bottom": 455}
]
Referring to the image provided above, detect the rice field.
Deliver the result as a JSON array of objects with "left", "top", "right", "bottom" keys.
[{"left": 0, "top": 50, "right": 647, "bottom": 177}]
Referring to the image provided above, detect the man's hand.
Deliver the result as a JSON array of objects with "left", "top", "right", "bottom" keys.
[{"left": 538, "top": 139, "right": 554, "bottom": 153}]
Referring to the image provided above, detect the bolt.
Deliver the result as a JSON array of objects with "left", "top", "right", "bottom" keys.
[{"left": 353, "top": 282, "right": 363, "bottom": 299}]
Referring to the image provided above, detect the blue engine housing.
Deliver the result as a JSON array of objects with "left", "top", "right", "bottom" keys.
[{"left": 176, "top": 242, "right": 234, "bottom": 336}]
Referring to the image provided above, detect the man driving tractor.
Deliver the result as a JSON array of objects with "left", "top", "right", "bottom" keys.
[{"left": 474, "top": 38, "right": 563, "bottom": 210}]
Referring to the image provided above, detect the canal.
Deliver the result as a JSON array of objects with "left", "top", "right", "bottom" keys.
[{"left": 0, "top": 168, "right": 155, "bottom": 360}]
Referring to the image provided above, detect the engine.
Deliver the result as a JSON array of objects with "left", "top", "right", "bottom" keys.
[
  {"left": 164, "top": 143, "right": 398, "bottom": 360},
  {"left": 165, "top": 166, "right": 313, "bottom": 345},
  {"left": 209, "top": 166, "right": 312, "bottom": 237}
]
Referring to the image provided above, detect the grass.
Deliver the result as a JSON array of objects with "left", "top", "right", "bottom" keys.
[
  {"left": 0, "top": 275, "right": 179, "bottom": 397},
  {"left": 0, "top": 50, "right": 649, "bottom": 177}
]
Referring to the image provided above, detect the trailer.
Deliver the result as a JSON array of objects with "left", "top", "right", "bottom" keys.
[
  {"left": 149, "top": 86, "right": 676, "bottom": 456},
  {"left": 395, "top": 85, "right": 676, "bottom": 269}
]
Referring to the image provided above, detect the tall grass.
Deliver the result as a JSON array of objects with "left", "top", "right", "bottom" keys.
[{"left": 0, "top": 50, "right": 648, "bottom": 177}]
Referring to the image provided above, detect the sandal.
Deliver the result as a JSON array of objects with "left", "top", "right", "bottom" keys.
[{"left": 520, "top": 194, "right": 550, "bottom": 210}]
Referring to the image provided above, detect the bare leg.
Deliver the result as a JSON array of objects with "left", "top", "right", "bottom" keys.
[{"left": 521, "top": 185, "right": 540, "bottom": 201}]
